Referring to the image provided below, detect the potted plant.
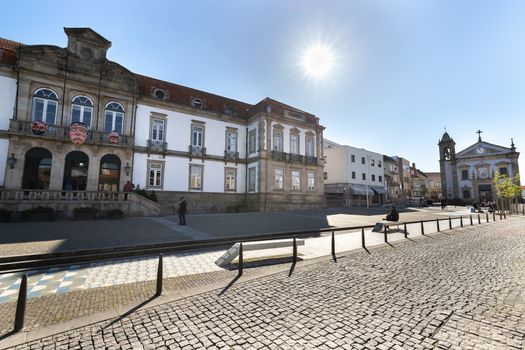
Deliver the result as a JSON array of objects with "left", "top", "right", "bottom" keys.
[
  {"left": 73, "top": 207, "right": 98, "bottom": 220},
  {"left": 24, "top": 206, "right": 54, "bottom": 221},
  {"left": 0, "top": 208, "right": 10, "bottom": 222},
  {"left": 105, "top": 208, "right": 124, "bottom": 219}
]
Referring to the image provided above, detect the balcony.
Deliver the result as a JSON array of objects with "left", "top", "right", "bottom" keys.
[
  {"left": 224, "top": 150, "right": 239, "bottom": 164},
  {"left": 147, "top": 139, "right": 168, "bottom": 153},
  {"left": 305, "top": 156, "right": 318, "bottom": 166},
  {"left": 189, "top": 145, "right": 206, "bottom": 161},
  {"left": 272, "top": 151, "right": 286, "bottom": 161},
  {"left": 9, "top": 120, "right": 134, "bottom": 146},
  {"left": 288, "top": 153, "right": 303, "bottom": 163}
]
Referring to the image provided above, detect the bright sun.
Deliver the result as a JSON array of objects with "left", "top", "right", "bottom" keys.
[{"left": 302, "top": 45, "right": 334, "bottom": 78}]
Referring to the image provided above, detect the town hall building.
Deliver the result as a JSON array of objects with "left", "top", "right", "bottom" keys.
[{"left": 438, "top": 131, "right": 520, "bottom": 202}]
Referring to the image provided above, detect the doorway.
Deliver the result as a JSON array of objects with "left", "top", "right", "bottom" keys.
[
  {"left": 22, "top": 147, "right": 52, "bottom": 189},
  {"left": 98, "top": 154, "right": 121, "bottom": 192},
  {"left": 63, "top": 151, "right": 89, "bottom": 190}
]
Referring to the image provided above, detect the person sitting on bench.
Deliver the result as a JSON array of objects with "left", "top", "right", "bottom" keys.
[{"left": 384, "top": 206, "right": 399, "bottom": 222}]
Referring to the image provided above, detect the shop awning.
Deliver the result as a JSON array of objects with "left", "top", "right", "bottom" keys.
[
  {"left": 371, "top": 186, "right": 387, "bottom": 195},
  {"left": 348, "top": 184, "right": 374, "bottom": 195}
]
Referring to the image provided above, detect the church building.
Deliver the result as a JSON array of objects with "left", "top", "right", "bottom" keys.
[{"left": 438, "top": 131, "right": 520, "bottom": 202}]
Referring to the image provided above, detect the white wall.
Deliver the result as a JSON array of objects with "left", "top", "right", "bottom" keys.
[
  {"left": 0, "top": 76, "right": 16, "bottom": 130},
  {"left": 0, "top": 139, "right": 8, "bottom": 186},
  {"left": 133, "top": 152, "right": 246, "bottom": 193},
  {"left": 135, "top": 104, "right": 247, "bottom": 158},
  {"left": 324, "top": 147, "right": 348, "bottom": 183}
]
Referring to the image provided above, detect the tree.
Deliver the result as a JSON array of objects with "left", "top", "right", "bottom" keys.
[{"left": 493, "top": 172, "right": 521, "bottom": 210}]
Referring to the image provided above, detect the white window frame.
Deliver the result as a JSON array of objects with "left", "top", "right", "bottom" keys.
[
  {"left": 290, "top": 134, "right": 299, "bottom": 155},
  {"left": 248, "top": 167, "right": 256, "bottom": 192},
  {"left": 190, "top": 165, "right": 203, "bottom": 191},
  {"left": 70, "top": 95, "right": 94, "bottom": 129},
  {"left": 307, "top": 172, "right": 315, "bottom": 192},
  {"left": 147, "top": 162, "right": 164, "bottom": 189},
  {"left": 248, "top": 129, "right": 257, "bottom": 154},
  {"left": 104, "top": 102, "right": 125, "bottom": 134},
  {"left": 192, "top": 125, "right": 204, "bottom": 148},
  {"left": 31, "top": 88, "right": 59, "bottom": 125},
  {"left": 224, "top": 168, "right": 236, "bottom": 192},
  {"left": 273, "top": 130, "right": 283, "bottom": 152},
  {"left": 305, "top": 136, "right": 315, "bottom": 157},
  {"left": 151, "top": 118, "right": 165, "bottom": 142},
  {"left": 291, "top": 170, "right": 300, "bottom": 191},
  {"left": 226, "top": 130, "right": 237, "bottom": 153},
  {"left": 274, "top": 168, "right": 284, "bottom": 189}
]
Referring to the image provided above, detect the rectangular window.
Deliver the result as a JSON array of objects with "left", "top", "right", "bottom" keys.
[
  {"left": 352, "top": 171, "right": 356, "bottom": 179},
  {"left": 463, "top": 190, "right": 471, "bottom": 199},
  {"left": 151, "top": 118, "right": 165, "bottom": 142},
  {"left": 147, "top": 162, "right": 163, "bottom": 189},
  {"left": 378, "top": 161, "right": 382, "bottom": 168},
  {"left": 372, "top": 174, "right": 376, "bottom": 182},
  {"left": 291, "top": 170, "right": 300, "bottom": 191},
  {"left": 379, "top": 175, "right": 382, "bottom": 183},
  {"left": 461, "top": 170, "right": 469, "bottom": 180},
  {"left": 371, "top": 159, "right": 375, "bottom": 166},
  {"left": 307, "top": 172, "right": 315, "bottom": 192},
  {"left": 274, "top": 168, "right": 284, "bottom": 189},
  {"left": 273, "top": 131, "right": 283, "bottom": 152},
  {"left": 226, "top": 130, "right": 237, "bottom": 153},
  {"left": 224, "top": 168, "right": 236, "bottom": 191},
  {"left": 323, "top": 172, "right": 328, "bottom": 180},
  {"left": 361, "top": 157, "right": 365, "bottom": 165},
  {"left": 305, "top": 137, "right": 314, "bottom": 157},
  {"left": 499, "top": 167, "right": 508, "bottom": 175},
  {"left": 351, "top": 155, "right": 355, "bottom": 162},
  {"left": 248, "top": 167, "right": 256, "bottom": 192},
  {"left": 104, "top": 111, "right": 124, "bottom": 134},
  {"left": 192, "top": 125, "right": 204, "bottom": 148},
  {"left": 290, "top": 134, "right": 299, "bottom": 155},
  {"left": 190, "top": 165, "right": 203, "bottom": 190},
  {"left": 362, "top": 173, "right": 366, "bottom": 180},
  {"left": 249, "top": 130, "right": 256, "bottom": 154}
]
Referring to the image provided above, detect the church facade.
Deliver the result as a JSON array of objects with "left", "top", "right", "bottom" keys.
[{"left": 438, "top": 131, "right": 520, "bottom": 202}]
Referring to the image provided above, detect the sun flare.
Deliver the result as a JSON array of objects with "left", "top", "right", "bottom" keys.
[{"left": 302, "top": 45, "right": 334, "bottom": 78}]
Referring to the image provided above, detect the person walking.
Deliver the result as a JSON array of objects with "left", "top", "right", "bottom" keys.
[{"left": 177, "top": 196, "right": 187, "bottom": 225}]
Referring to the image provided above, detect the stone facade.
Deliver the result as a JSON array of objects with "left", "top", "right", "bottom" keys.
[{"left": 438, "top": 131, "right": 520, "bottom": 201}]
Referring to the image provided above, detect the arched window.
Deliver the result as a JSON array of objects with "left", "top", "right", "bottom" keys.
[
  {"left": 71, "top": 96, "right": 93, "bottom": 129},
  {"left": 98, "top": 154, "right": 121, "bottom": 192},
  {"left": 22, "top": 147, "right": 53, "bottom": 189},
  {"left": 104, "top": 102, "right": 125, "bottom": 134},
  {"left": 63, "top": 151, "right": 89, "bottom": 191},
  {"left": 31, "top": 88, "right": 58, "bottom": 125}
]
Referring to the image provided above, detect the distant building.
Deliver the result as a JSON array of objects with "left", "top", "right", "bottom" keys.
[
  {"left": 410, "top": 163, "right": 442, "bottom": 202},
  {"left": 323, "top": 140, "right": 386, "bottom": 207},
  {"left": 383, "top": 156, "right": 411, "bottom": 203},
  {"left": 438, "top": 131, "right": 520, "bottom": 201}
]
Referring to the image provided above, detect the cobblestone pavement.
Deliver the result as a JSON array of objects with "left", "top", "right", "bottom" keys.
[
  {"left": 1, "top": 217, "right": 467, "bottom": 303},
  {"left": 7, "top": 217, "right": 525, "bottom": 349}
]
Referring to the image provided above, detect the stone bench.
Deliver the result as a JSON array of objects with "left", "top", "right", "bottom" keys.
[
  {"left": 372, "top": 221, "right": 406, "bottom": 233},
  {"left": 215, "top": 239, "right": 305, "bottom": 266}
]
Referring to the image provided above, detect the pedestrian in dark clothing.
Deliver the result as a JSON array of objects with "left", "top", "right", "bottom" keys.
[
  {"left": 178, "top": 196, "right": 187, "bottom": 225},
  {"left": 384, "top": 206, "right": 399, "bottom": 222},
  {"left": 440, "top": 198, "right": 447, "bottom": 210}
]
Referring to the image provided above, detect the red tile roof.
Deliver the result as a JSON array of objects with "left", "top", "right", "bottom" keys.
[{"left": 0, "top": 37, "right": 21, "bottom": 66}]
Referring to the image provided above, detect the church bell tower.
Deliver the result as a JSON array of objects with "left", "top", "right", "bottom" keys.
[{"left": 438, "top": 132, "right": 458, "bottom": 199}]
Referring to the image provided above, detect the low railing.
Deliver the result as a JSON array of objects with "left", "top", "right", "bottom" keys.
[
  {"left": 2, "top": 209, "right": 521, "bottom": 334},
  {"left": 147, "top": 140, "right": 168, "bottom": 153},
  {"left": 9, "top": 120, "right": 134, "bottom": 146},
  {"left": 0, "top": 189, "right": 126, "bottom": 201},
  {"left": 224, "top": 150, "right": 239, "bottom": 163}
]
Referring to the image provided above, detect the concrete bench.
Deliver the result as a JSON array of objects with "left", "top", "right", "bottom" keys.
[
  {"left": 372, "top": 221, "right": 406, "bottom": 233},
  {"left": 215, "top": 239, "right": 305, "bottom": 266}
]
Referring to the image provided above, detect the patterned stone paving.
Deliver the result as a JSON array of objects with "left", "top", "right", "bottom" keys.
[{"left": 6, "top": 217, "right": 525, "bottom": 349}]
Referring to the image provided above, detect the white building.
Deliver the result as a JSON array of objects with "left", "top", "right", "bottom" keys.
[
  {"left": 323, "top": 140, "right": 386, "bottom": 207},
  {"left": 0, "top": 28, "right": 326, "bottom": 215}
]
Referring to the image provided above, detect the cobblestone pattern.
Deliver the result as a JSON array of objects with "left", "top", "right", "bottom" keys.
[{"left": 10, "top": 218, "right": 525, "bottom": 349}]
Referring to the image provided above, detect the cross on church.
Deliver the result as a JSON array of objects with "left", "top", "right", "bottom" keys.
[{"left": 476, "top": 130, "right": 482, "bottom": 142}]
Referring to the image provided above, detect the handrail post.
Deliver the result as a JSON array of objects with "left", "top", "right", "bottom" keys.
[
  {"left": 238, "top": 243, "right": 243, "bottom": 276},
  {"left": 293, "top": 237, "right": 297, "bottom": 263},
  {"left": 470, "top": 214, "right": 473, "bottom": 226},
  {"left": 361, "top": 227, "right": 365, "bottom": 249},
  {"left": 436, "top": 218, "right": 440, "bottom": 232},
  {"left": 384, "top": 224, "right": 388, "bottom": 243},
  {"left": 14, "top": 274, "right": 28, "bottom": 332},
  {"left": 493, "top": 211, "right": 496, "bottom": 221},
  {"left": 421, "top": 220, "right": 425, "bottom": 235},
  {"left": 504, "top": 211, "right": 506, "bottom": 219},
  {"left": 460, "top": 216, "right": 463, "bottom": 228},
  {"left": 331, "top": 230, "right": 336, "bottom": 262},
  {"left": 478, "top": 213, "right": 481, "bottom": 224},
  {"left": 448, "top": 217, "right": 452, "bottom": 230},
  {"left": 500, "top": 211, "right": 503, "bottom": 220},
  {"left": 404, "top": 223, "right": 408, "bottom": 239},
  {"left": 155, "top": 254, "right": 163, "bottom": 296},
  {"left": 486, "top": 212, "right": 489, "bottom": 223}
]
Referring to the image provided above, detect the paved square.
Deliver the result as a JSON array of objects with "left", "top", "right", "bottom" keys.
[{"left": 7, "top": 218, "right": 525, "bottom": 349}]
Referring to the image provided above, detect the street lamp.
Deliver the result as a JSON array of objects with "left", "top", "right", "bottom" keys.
[
  {"left": 124, "top": 162, "right": 131, "bottom": 176},
  {"left": 7, "top": 153, "right": 17, "bottom": 169}
]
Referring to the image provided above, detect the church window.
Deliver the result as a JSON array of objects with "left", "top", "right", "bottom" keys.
[
  {"left": 444, "top": 147, "right": 451, "bottom": 160},
  {"left": 104, "top": 102, "right": 125, "bottom": 134},
  {"left": 499, "top": 167, "right": 508, "bottom": 176},
  {"left": 32, "top": 88, "right": 59, "bottom": 125},
  {"left": 461, "top": 170, "right": 469, "bottom": 180},
  {"left": 71, "top": 95, "right": 94, "bottom": 129}
]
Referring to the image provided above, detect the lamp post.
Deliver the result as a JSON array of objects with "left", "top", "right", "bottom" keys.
[
  {"left": 366, "top": 154, "right": 371, "bottom": 208},
  {"left": 7, "top": 153, "right": 17, "bottom": 169}
]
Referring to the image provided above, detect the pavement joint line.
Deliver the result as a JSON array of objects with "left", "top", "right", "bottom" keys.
[{"left": 0, "top": 217, "right": 517, "bottom": 349}]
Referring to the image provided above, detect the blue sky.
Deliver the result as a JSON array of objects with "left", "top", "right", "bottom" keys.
[{"left": 2, "top": 0, "right": 524, "bottom": 174}]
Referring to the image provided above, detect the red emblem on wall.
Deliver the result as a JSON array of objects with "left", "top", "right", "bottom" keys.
[
  {"left": 108, "top": 131, "right": 120, "bottom": 144},
  {"left": 69, "top": 122, "right": 88, "bottom": 145},
  {"left": 31, "top": 121, "right": 47, "bottom": 135}
]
